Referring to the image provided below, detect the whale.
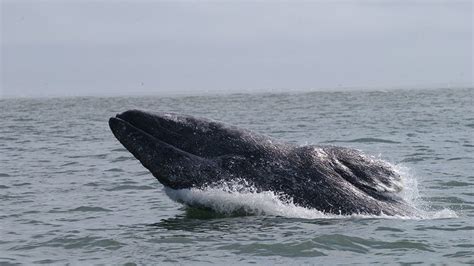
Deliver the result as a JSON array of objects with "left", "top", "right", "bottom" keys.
[{"left": 109, "top": 110, "right": 415, "bottom": 216}]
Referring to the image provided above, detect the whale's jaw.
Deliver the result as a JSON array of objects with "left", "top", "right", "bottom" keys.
[
  {"left": 108, "top": 111, "right": 217, "bottom": 189},
  {"left": 109, "top": 109, "right": 284, "bottom": 190}
]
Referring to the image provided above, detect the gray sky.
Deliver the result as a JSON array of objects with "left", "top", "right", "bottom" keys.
[{"left": 1, "top": 0, "right": 472, "bottom": 98}]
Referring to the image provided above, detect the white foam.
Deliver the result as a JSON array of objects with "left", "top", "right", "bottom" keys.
[
  {"left": 164, "top": 165, "right": 458, "bottom": 220},
  {"left": 165, "top": 182, "right": 327, "bottom": 219}
]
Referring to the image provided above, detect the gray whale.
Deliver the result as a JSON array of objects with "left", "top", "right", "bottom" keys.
[{"left": 109, "top": 110, "right": 415, "bottom": 216}]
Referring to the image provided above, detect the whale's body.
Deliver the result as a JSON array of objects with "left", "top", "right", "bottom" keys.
[{"left": 109, "top": 110, "right": 415, "bottom": 216}]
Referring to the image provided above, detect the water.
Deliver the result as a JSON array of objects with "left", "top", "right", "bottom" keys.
[{"left": 1, "top": 88, "right": 473, "bottom": 264}]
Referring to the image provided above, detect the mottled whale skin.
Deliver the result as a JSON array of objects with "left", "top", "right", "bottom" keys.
[{"left": 109, "top": 110, "right": 415, "bottom": 216}]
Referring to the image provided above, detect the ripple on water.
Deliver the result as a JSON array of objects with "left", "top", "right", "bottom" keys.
[
  {"left": 111, "top": 148, "right": 127, "bottom": 152},
  {"left": 447, "top": 157, "right": 468, "bottom": 161},
  {"left": 89, "top": 153, "right": 108, "bottom": 159},
  {"left": 218, "top": 242, "right": 327, "bottom": 257},
  {"left": 315, "top": 234, "right": 434, "bottom": 252},
  {"left": 439, "top": 181, "right": 472, "bottom": 187},
  {"left": 415, "top": 226, "right": 474, "bottom": 232},
  {"left": 400, "top": 157, "right": 426, "bottom": 163},
  {"left": 60, "top": 162, "right": 78, "bottom": 167},
  {"left": 33, "top": 259, "right": 67, "bottom": 264},
  {"left": 443, "top": 251, "right": 474, "bottom": 258},
  {"left": 427, "top": 196, "right": 469, "bottom": 204},
  {"left": 374, "top": 226, "right": 404, "bottom": 232},
  {"left": 324, "top": 138, "right": 401, "bottom": 144},
  {"left": 12, "top": 236, "right": 123, "bottom": 251},
  {"left": 48, "top": 206, "right": 112, "bottom": 213},
  {"left": 105, "top": 168, "right": 124, "bottom": 172},
  {"left": 69, "top": 206, "right": 113, "bottom": 212},
  {"left": 112, "top": 156, "right": 132, "bottom": 162},
  {"left": 105, "top": 185, "right": 155, "bottom": 191}
]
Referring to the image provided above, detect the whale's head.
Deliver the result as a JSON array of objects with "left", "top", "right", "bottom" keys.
[{"left": 109, "top": 110, "right": 285, "bottom": 189}]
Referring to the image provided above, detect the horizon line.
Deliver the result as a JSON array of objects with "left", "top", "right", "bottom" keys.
[{"left": 1, "top": 83, "right": 472, "bottom": 100}]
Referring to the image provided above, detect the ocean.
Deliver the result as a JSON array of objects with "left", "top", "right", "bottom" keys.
[{"left": 1, "top": 88, "right": 473, "bottom": 264}]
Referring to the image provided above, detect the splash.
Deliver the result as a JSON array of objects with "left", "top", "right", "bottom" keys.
[
  {"left": 164, "top": 165, "right": 457, "bottom": 220},
  {"left": 393, "top": 163, "right": 457, "bottom": 219},
  {"left": 393, "top": 164, "right": 421, "bottom": 206},
  {"left": 165, "top": 180, "right": 327, "bottom": 219}
]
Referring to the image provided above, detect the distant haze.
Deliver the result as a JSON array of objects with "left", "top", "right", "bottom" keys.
[{"left": 1, "top": 1, "right": 472, "bottom": 98}]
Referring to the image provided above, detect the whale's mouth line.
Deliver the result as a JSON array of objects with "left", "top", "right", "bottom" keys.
[
  {"left": 114, "top": 113, "right": 154, "bottom": 137},
  {"left": 112, "top": 113, "right": 184, "bottom": 153},
  {"left": 110, "top": 114, "right": 205, "bottom": 189},
  {"left": 111, "top": 116, "right": 159, "bottom": 144}
]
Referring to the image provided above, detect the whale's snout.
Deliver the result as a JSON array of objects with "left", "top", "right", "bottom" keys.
[{"left": 109, "top": 111, "right": 218, "bottom": 189}]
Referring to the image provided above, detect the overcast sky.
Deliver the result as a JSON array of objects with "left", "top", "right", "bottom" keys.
[{"left": 1, "top": 1, "right": 472, "bottom": 98}]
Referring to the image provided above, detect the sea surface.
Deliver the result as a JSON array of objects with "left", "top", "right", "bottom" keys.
[{"left": 1, "top": 88, "right": 473, "bottom": 265}]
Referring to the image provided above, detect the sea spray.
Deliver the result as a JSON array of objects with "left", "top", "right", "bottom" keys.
[{"left": 393, "top": 163, "right": 457, "bottom": 219}]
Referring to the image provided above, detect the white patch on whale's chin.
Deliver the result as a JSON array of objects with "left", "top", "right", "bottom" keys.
[{"left": 163, "top": 178, "right": 457, "bottom": 220}]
